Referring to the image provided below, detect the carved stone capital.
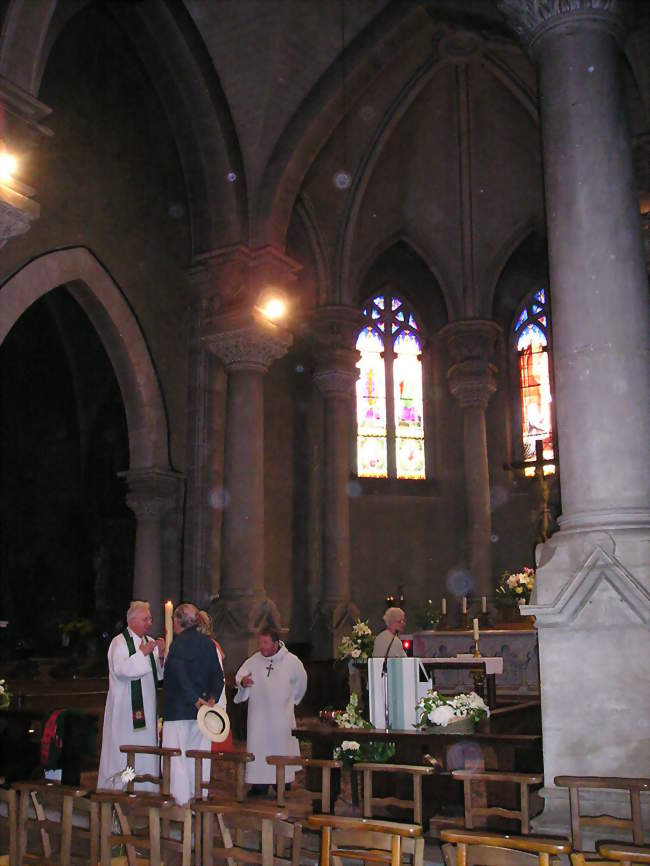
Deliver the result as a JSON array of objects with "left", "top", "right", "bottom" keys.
[
  {"left": 496, "top": 0, "right": 630, "bottom": 54},
  {"left": 313, "top": 348, "right": 359, "bottom": 398},
  {"left": 204, "top": 312, "right": 292, "bottom": 373},
  {"left": 121, "top": 467, "right": 183, "bottom": 520},
  {"left": 310, "top": 305, "right": 363, "bottom": 398},
  {"left": 440, "top": 319, "right": 501, "bottom": 410},
  {"left": 189, "top": 243, "right": 301, "bottom": 315},
  {"left": 448, "top": 359, "right": 498, "bottom": 409},
  {"left": 310, "top": 598, "right": 360, "bottom": 658}
]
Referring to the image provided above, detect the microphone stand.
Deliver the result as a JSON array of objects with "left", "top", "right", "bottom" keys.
[{"left": 381, "top": 633, "right": 397, "bottom": 729}]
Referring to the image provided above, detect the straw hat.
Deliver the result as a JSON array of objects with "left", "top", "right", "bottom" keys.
[{"left": 196, "top": 704, "right": 231, "bottom": 743}]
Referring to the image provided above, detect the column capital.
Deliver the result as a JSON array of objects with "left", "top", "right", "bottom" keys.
[
  {"left": 311, "top": 305, "right": 363, "bottom": 398},
  {"left": 204, "top": 309, "right": 292, "bottom": 373},
  {"left": 496, "top": 0, "right": 631, "bottom": 55},
  {"left": 188, "top": 243, "right": 301, "bottom": 313},
  {"left": 440, "top": 319, "right": 502, "bottom": 409},
  {"left": 121, "top": 467, "right": 183, "bottom": 519}
]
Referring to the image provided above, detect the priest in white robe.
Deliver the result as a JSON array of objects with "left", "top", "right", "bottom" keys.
[
  {"left": 234, "top": 627, "right": 307, "bottom": 793},
  {"left": 97, "top": 600, "right": 164, "bottom": 790}
]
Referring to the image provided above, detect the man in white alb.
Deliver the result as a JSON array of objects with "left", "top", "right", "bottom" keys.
[
  {"left": 372, "top": 607, "right": 407, "bottom": 658},
  {"left": 234, "top": 627, "right": 307, "bottom": 795},
  {"left": 98, "top": 600, "right": 165, "bottom": 790}
]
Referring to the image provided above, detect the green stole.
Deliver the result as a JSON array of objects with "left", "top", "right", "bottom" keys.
[{"left": 122, "top": 629, "right": 158, "bottom": 730}]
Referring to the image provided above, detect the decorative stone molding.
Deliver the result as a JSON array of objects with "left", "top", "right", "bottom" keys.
[
  {"left": 313, "top": 349, "right": 359, "bottom": 398},
  {"left": 205, "top": 321, "right": 292, "bottom": 373},
  {"left": 311, "top": 598, "right": 360, "bottom": 657},
  {"left": 311, "top": 305, "right": 364, "bottom": 398},
  {"left": 496, "top": 0, "right": 630, "bottom": 53},
  {"left": 0, "top": 193, "right": 35, "bottom": 248},
  {"left": 440, "top": 320, "right": 501, "bottom": 409},
  {"left": 523, "top": 546, "right": 650, "bottom": 627},
  {"left": 121, "top": 467, "right": 183, "bottom": 520}
]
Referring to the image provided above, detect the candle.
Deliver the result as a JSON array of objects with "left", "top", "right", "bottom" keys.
[
  {"left": 441, "top": 597, "right": 447, "bottom": 615},
  {"left": 164, "top": 600, "right": 174, "bottom": 657},
  {"left": 462, "top": 596, "right": 467, "bottom": 614},
  {"left": 473, "top": 618, "right": 480, "bottom": 642},
  {"left": 481, "top": 595, "right": 487, "bottom": 613}
]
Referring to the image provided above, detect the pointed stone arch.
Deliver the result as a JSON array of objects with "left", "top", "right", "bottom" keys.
[{"left": 0, "top": 246, "right": 170, "bottom": 470}]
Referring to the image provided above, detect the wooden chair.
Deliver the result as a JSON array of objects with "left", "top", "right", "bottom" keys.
[
  {"left": 0, "top": 786, "right": 17, "bottom": 866},
  {"left": 307, "top": 814, "right": 422, "bottom": 866},
  {"left": 193, "top": 798, "right": 291, "bottom": 866},
  {"left": 187, "top": 748, "right": 255, "bottom": 803},
  {"left": 555, "top": 777, "right": 649, "bottom": 852},
  {"left": 119, "top": 744, "right": 182, "bottom": 795},
  {"left": 440, "top": 828, "right": 571, "bottom": 866},
  {"left": 14, "top": 781, "right": 97, "bottom": 866},
  {"left": 266, "top": 756, "right": 342, "bottom": 815},
  {"left": 593, "top": 841, "right": 650, "bottom": 865},
  {"left": 431, "top": 769, "right": 543, "bottom": 838},
  {"left": 352, "top": 763, "right": 435, "bottom": 826},
  {"left": 92, "top": 788, "right": 191, "bottom": 866}
]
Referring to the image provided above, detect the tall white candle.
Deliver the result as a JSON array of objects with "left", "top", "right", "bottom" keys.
[
  {"left": 441, "top": 597, "right": 447, "bottom": 615},
  {"left": 462, "top": 596, "right": 467, "bottom": 614},
  {"left": 473, "top": 618, "right": 480, "bottom": 642},
  {"left": 481, "top": 595, "right": 487, "bottom": 613},
  {"left": 164, "top": 600, "right": 174, "bottom": 657}
]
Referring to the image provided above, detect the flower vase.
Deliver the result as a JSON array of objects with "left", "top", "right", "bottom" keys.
[{"left": 497, "top": 604, "right": 535, "bottom": 627}]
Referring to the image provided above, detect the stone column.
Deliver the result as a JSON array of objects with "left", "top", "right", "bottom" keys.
[
  {"left": 441, "top": 320, "right": 502, "bottom": 598},
  {"left": 0, "top": 77, "right": 51, "bottom": 246},
  {"left": 497, "top": 0, "right": 650, "bottom": 837},
  {"left": 123, "top": 468, "right": 181, "bottom": 632},
  {"left": 205, "top": 313, "right": 292, "bottom": 667},
  {"left": 311, "top": 306, "right": 363, "bottom": 658}
]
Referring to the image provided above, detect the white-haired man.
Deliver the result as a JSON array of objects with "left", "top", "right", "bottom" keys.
[
  {"left": 98, "top": 600, "right": 165, "bottom": 790},
  {"left": 372, "top": 607, "right": 407, "bottom": 658}
]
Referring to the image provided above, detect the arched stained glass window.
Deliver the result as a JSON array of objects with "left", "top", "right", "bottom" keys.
[
  {"left": 356, "top": 293, "right": 425, "bottom": 479},
  {"left": 513, "top": 288, "right": 555, "bottom": 477}
]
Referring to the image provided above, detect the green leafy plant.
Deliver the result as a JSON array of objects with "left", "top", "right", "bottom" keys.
[
  {"left": 414, "top": 599, "right": 442, "bottom": 630},
  {"left": 330, "top": 693, "right": 372, "bottom": 729},
  {"left": 334, "top": 739, "right": 396, "bottom": 766},
  {"left": 0, "top": 678, "right": 10, "bottom": 709}
]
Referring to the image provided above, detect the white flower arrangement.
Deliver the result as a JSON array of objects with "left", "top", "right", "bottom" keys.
[
  {"left": 331, "top": 693, "right": 372, "bottom": 729},
  {"left": 415, "top": 689, "right": 489, "bottom": 729},
  {"left": 340, "top": 740, "right": 360, "bottom": 752},
  {"left": 337, "top": 620, "right": 374, "bottom": 662}
]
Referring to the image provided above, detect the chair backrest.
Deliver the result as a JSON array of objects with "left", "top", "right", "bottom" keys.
[
  {"left": 555, "top": 776, "right": 649, "bottom": 850},
  {"left": 307, "top": 814, "right": 422, "bottom": 866},
  {"left": 595, "top": 840, "right": 650, "bottom": 865},
  {"left": 452, "top": 769, "right": 543, "bottom": 835},
  {"left": 119, "top": 744, "right": 181, "bottom": 794},
  {"left": 440, "top": 828, "right": 571, "bottom": 866},
  {"left": 0, "top": 786, "right": 17, "bottom": 866},
  {"left": 266, "top": 755, "right": 342, "bottom": 813},
  {"left": 92, "top": 789, "right": 174, "bottom": 866},
  {"left": 186, "top": 748, "right": 255, "bottom": 802},
  {"left": 353, "top": 762, "right": 436, "bottom": 826},
  {"left": 14, "top": 781, "right": 94, "bottom": 866}
]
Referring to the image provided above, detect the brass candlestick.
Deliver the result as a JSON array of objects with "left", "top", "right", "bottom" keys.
[{"left": 470, "top": 638, "right": 486, "bottom": 699}]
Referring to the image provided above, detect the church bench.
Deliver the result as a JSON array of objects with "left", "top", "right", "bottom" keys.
[
  {"left": 306, "top": 814, "right": 422, "bottom": 866},
  {"left": 119, "top": 744, "right": 182, "bottom": 795},
  {"left": 266, "top": 756, "right": 342, "bottom": 814},
  {"left": 352, "top": 763, "right": 436, "bottom": 825},
  {"left": 440, "top": 827, "right": 571, "bottom": 866},
  {"left": 14, "top": 780, "right": 97, "bottom": 866},
  {"left": 555, "top": 776, "right": 649, "bottom": 851}
]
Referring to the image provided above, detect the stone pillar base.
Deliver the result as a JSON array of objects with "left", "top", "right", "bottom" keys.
[
  {"left": 210, "top": 592, "right": 282, "bottom": 671},
  {"left": 310, "top": 599, "right": 360, "bottom": 660}
]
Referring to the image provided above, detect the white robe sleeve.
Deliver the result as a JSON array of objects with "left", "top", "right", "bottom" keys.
[
  {"left": 110, "top": 636, "right": 154, "bottom": 681},
  {"left": 233, "top": 656, "right": 253, "bottom": 704},
  {"left": 291, "top": 656, "right": 308, "bottom": 706}
]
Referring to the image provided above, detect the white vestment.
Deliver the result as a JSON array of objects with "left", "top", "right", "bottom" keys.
[
  {"left": 234, "top": 643, "right": 307, "bottom": 784},
  {"left": 97, "top": 629, "right": 163, "bottom": 790},
  {"left": 372, "top": 629, "right": 406, "bottom": 658}
]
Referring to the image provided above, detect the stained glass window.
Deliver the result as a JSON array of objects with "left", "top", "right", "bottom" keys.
[
  {"left": 513, "top": 289, "right": 555, "bottom": 477},
  {"left": 356, "top": 294, "right": 425, "bottom": 479}
]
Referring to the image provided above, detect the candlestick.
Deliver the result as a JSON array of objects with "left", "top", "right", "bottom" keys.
[
  {"left": 164, "top": 600, "right": 174, "bottom": 657},
  {"left": 462, "top": 596, "right": 467, "bottom": 614},
  {"left": 441, "top": 597, "right": 447, "bottom": 615},
  {"left": 473, "top": 617, "right": 480, "bottom": 642},
  {"left": 481, "top": 595, "right": 487, "bottom": 614}
]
